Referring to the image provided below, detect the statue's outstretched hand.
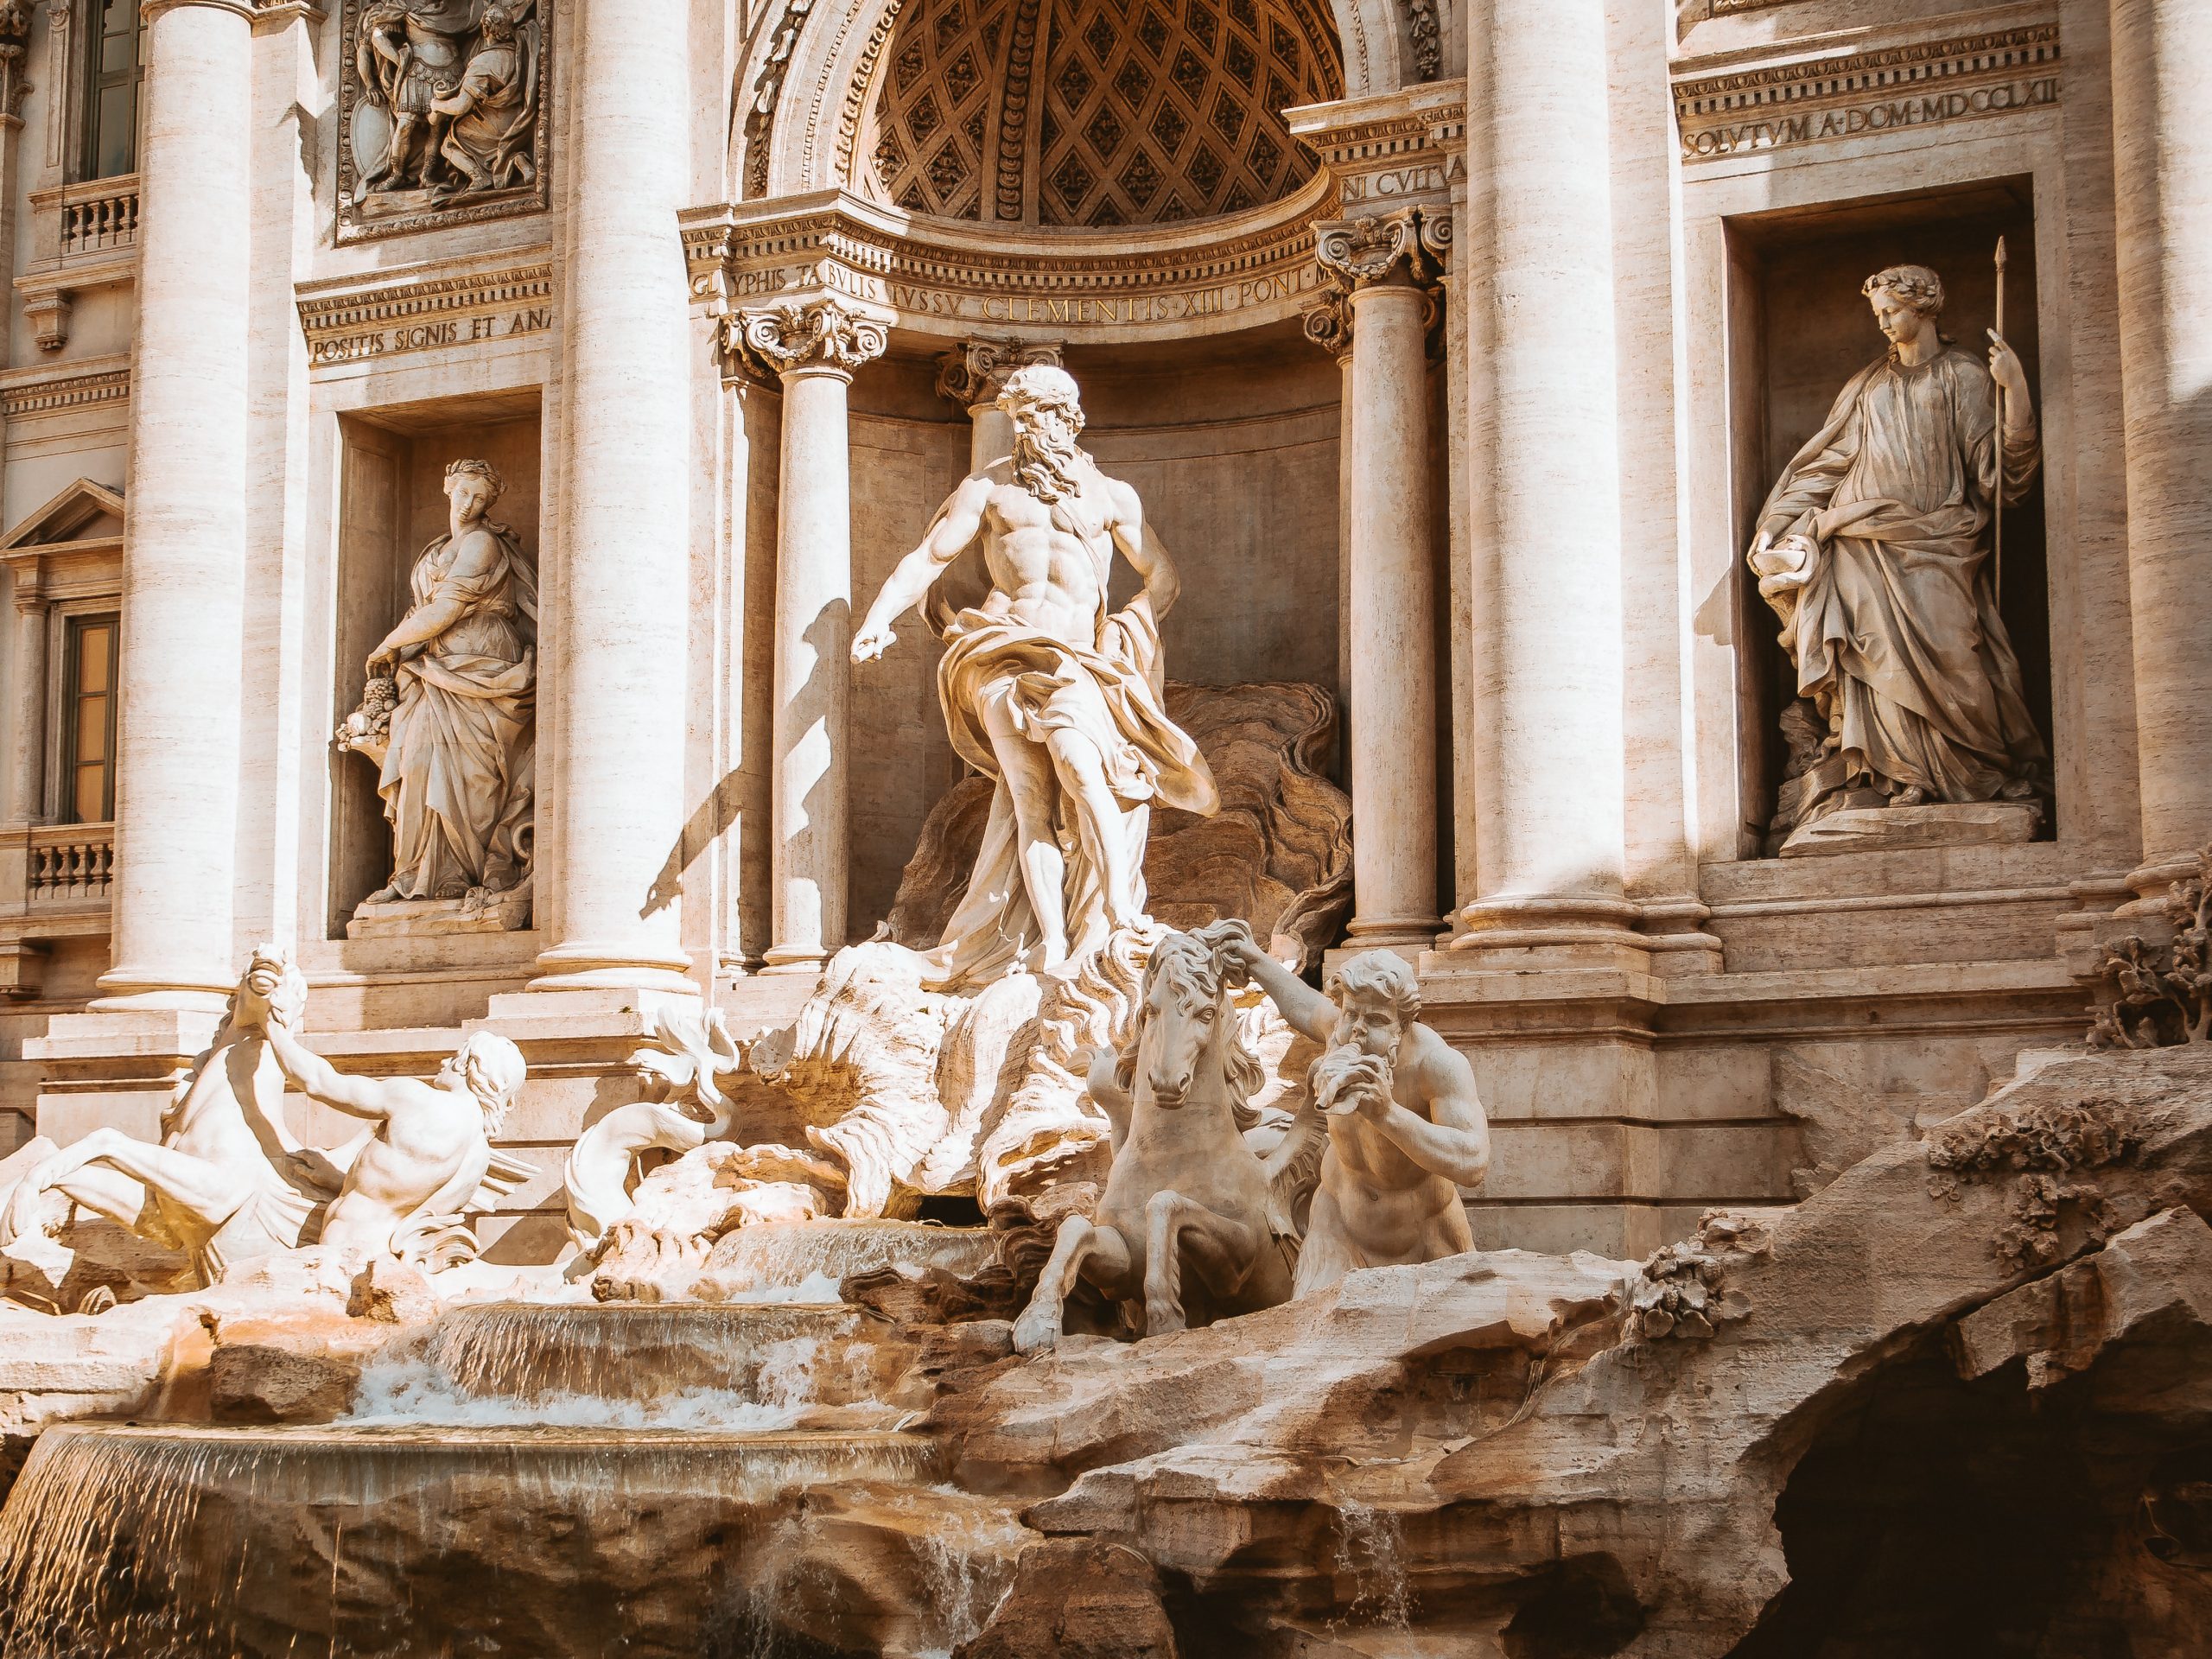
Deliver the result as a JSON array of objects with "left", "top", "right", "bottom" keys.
[{"left": 850, "top": 625, "right": 895, "bottom": 664}]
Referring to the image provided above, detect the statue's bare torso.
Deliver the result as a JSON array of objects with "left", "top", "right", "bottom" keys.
[{"left": 973, "top": 464, "right": 1117, "bottom": 646}]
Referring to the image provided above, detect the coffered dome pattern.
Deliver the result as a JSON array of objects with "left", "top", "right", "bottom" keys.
[{"left": 860, "top": 0, "right": 1343, "bottom": 227}]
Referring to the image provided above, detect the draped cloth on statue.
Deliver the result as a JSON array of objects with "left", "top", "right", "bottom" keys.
[
  {"left": 925, "top": 598, "right": 1217, "bottom": 988},
  {"left": 1755, "top": 346, "right": 2045, "bottom": 801},
  {"left": 379, "top": 525, "right": 537, "bottom": 901}
]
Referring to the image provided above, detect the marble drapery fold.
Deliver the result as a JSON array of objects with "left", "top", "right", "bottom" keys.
[
  {"left": 376, "top": 519, "right": 537, "bottom": 905},
  {"left": 1755, "top": 345, "right": 2045, "bottom": 804}
]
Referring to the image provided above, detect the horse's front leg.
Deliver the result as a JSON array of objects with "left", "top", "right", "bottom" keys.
[
  {"left": 1141, "top": 1190, "right": 1261, "bottom": 1338},
  {"left": 1012, "top": 1215, "right": 1135, "bottom": 1356}
]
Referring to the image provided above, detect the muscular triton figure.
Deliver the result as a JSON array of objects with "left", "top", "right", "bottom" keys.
[
  {"left": 1231, "top": 940, "right": 1491, "bottom": 1294},
  {"left": 852, "top": 364, "right": 1217, "bottom": 986},
  {"left": 257, "top": 1016, "right": 524, "bottom": 1258}
]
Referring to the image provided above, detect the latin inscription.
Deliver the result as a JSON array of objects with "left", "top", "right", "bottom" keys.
[
  {"left": 1680, "top": 74, "right": 2059, "bottom": 159},
  {"left": 729, "top": 264, "right": 1325, "bottom": 329},
  {"left": 1338, "top": 154, "right": 1465, "bottom": 204},
  {"left": 308, "top": 304, "right": 554, "bottom": 367}
]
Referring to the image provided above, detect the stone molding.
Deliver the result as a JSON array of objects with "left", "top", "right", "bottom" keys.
[
  {"left": 729, "top": 296, "right": 890, "bottom": 380},
  {"left": 934, "top": 338, "right": 1065, "bottom": 409},
  {"left": 1674, "top": 22, "right": 2061, "bottom": 160},
  {"left": 1284, "top": 79, "right": 1463, "bottom": 212},
  {"left": 295, "top": 259, "right": 554, "bottom": 369},
  {"left": 746, "top": 0, "right": 825, "bottom": 199},
  {"left": 0, "top": 363, "right": 127, "bottom": 421},
  {"left": 682, "top": 179, "right": 1335, "bottom": 342}
]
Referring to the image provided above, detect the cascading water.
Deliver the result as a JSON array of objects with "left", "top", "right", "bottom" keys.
[{"left": 0, "top": 1222, "right": 1025, "bottom": 1657}]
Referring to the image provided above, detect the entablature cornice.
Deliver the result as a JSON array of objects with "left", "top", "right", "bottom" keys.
[
  {"left": 1286, "top": 78, "right": 1465, "bottom": 213},
  {"left": 294, "top": 253, "right": 555, "bottom": 372},
  {"left": 681, "top": 177, "right": 1339, "bottom": 343},
  {"left": 1672, "top": 16, "right": 2060, "bottom": 162}
]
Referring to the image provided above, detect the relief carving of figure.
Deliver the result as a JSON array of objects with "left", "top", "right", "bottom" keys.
[
  {"left": 1749, "top": 264, "right": 2047, "bottom": 834},
  {"left": 352, "top": 0, "right": 541, "bottom": 207},
  {"left": 341, "top": 458, "right": 536, "bottom": 923},
  {"left": 1234, "top": 940, "right": 1491, "bottom": 1294},
  {"left": 852, "top": 365, "right": 1219, "bottom": 986}
]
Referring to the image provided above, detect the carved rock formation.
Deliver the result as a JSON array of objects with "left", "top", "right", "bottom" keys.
[{"left": 887, "top": 681, "right": 1353, "bottom": 976}]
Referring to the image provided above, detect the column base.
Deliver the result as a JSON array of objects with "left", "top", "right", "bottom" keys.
[
  {"left": 1343, "top": 914, "right": 1446, "bottom": 954},
  {"left": 1446, "top": 893, "right": 1654, "bottom": 970},
  {"left": 89, "top": 963, "right": 232, "bottom": 1015},
  {"left": 758, "top": 944, "right": 830, "bottom": 976},
  {"left": 2120, "top": 849, "right": 2203, "bottom": 912},
  {"left": 527, "top": 941, "right": 699, "bottom": 997}
]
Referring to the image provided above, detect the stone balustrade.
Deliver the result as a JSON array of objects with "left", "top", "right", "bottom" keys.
[
  {"left": 25, "top": 825, "right": 115, "bottom": 906},
  {"left": 17, "top": 174, "right": 141, "bottom": 352}
]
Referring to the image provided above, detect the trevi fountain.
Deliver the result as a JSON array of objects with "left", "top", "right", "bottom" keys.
[{"left": 0, "top": 0, "right": 2203, "bottom": 1653}]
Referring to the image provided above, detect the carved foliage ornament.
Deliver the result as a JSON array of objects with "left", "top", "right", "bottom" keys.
[
  {"left": 934, "top": 337, "right": 1064, "bottom": 408},
  {"left": 729, "top": 298, "right": 891, "bottom": 378},
  {"left": 1313, "top": 205, "right": 1447, "bottom": 289},
  {"left": 336, "top": 0, "right": 552, "bottom": 244}
]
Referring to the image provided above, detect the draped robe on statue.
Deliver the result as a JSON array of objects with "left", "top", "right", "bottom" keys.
[
  {"left": 378, "top": 524, "right": 537, "bottom": 901},
  {"left": 922, "top": 575, "right": 1216, "bottom": 988},
  {"left": 1754, "top": 345, "right": 2045, "bottom": 803}
]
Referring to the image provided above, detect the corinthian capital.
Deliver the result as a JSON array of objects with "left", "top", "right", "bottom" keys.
[
  {"left": 1314, "top": 206, "right": 1444, "bottom": 289},
  {"left": 935, "top": 338, "right": 1064, "bottom": 410},
  {"left": 728, "top": 297, "right": 889, "bottom": 380}
]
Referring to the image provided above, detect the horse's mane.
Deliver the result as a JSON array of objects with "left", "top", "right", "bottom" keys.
[{"left": 1114, "top": 925, "right": 1266, "bottom": 1130}]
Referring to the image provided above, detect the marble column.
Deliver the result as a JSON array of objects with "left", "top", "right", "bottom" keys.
[
  {"left": 2112, "top": 0, "right": 2212, "bottom": 895},
  {"left": 10, "top": 579, "right": 43, "bottom": 824},
  {"left": 1452, "top": 0, "right": 1640, "bottom": 965},
  {"left": 93, "top": 0, "right": 254, "bottom": 1009},
  {"left": 530, "top": 0, "right": 696, "bottom": 994},
  {"left": 937, "top": 338, "right": 1063, "bottom": 473},
  {"left": 1316, "top": 210, "right": 1442, "bottom": 950},
  {"left": 737, "top": 300, "right": 887, "bottom": 973}
]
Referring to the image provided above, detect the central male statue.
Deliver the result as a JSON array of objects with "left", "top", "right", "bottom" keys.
[{"left": 853, "top": 365, "right": 1218, "bottom": 985}]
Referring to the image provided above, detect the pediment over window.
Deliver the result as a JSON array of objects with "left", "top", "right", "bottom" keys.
[{"left": 1, "top": 478, "right": 125, "bottom": 550}]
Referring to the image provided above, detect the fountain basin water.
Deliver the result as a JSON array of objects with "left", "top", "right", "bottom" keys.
[
  {"left": 0, "top": 1421, "right": 1009, "bottom": 1658},
  {"left": 348, "top": 1300, "right": 915, "bottom": 1430}
]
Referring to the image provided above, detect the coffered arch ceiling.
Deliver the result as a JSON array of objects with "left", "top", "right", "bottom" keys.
[{"left": 857, "top": 0, "right": 1344, "bottom": 227}]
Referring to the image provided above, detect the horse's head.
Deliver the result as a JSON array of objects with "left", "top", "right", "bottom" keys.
[
  {"left": 229, "top": 944, "right": 307, "bottom": 1033},
  {"left": 1116, "top": 925, "right": 1263, "bottom": 1119}
]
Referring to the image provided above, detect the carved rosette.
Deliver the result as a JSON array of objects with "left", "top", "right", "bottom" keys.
[
  {"left": 934, "top": 338, "right": 1065, "bottom": 410},
  {"left": 728, "top": 298, "right": 890, "bottom": 381}
]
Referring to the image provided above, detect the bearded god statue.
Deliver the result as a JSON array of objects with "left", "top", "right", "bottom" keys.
[
  {"left": 1749, "top": 263, "right": 2048, "bottom": 851},
  {"left": 852, "top": 365, "right": 1220, "bottom": 986}
]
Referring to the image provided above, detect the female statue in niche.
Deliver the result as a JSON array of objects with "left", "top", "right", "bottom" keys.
[
  {"left": 1749, "top": 263, "right": 2047, "bottom": 842},
  {"left": 342, "top": 457, "right": 536, "bottom": 920}
]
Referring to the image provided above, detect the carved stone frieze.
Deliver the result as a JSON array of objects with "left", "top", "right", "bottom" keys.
[
  {"left": 730, "top": 297, "right": 891, "bottom": 379},
  {"left": 296, "top": 260, "right": 554, "bottom": 369},
  {"left": 934, "top": 338, "right": 1064, "bottom": 409},
  {"left": 680, "top": 185, "right": 1335, "bottom": 343},
  {"left": 1673, "top": 23, "right": 2060, "bottom": 161},
  {"left": 336, "top": 0, "right": 551, "bottom": 244},
  {"left": 744, "top": 0, "right": 820, "bottom": 199}
]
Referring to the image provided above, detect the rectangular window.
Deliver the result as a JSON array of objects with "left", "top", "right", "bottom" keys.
[
  {"left": 82, "top": 0, "right": 144, "bottom": 181},
  {"left": 62, "top": 614, "right": 118, "bottom": 824}
]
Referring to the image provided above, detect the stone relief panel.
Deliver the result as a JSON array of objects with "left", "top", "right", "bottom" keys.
[{"left": 337, "top": 0, "right": 551, "bottom": 244}]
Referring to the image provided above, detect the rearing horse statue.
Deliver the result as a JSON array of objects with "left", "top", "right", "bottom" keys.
[{"left": 1012, "top": 921, "right": 1322, "bottom": 1355}]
